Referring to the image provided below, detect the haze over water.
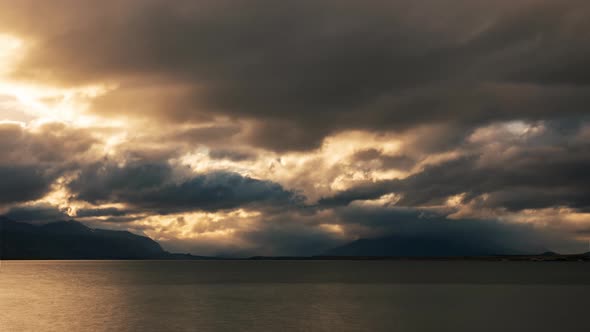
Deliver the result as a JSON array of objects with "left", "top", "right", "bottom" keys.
[{"left": 1, "top": 260, "right": 590, "bottom": 332}]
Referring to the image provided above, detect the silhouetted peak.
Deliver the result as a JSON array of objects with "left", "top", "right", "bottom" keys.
[
  {"left": 0, "top": 216, "right": 16, "bottom": 224},
  {"left": 40, "top": 220, "right": 93, "bottom": 234},
  {"left": 0, "top": 216, "right": 169, "bottom": 259},
  {"left": 323, "top": 234, "right": 515, "bottom": 257},
  {"left": 0, "top": 217, "right": 37, "bottom": 231}
]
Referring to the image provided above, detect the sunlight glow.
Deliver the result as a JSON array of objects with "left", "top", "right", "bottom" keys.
[
  {"left": 0, "top": 81, "right": 113, "bottom": 124},
  {"left": 0, "top": 33, "right": 117, "bottom": 125},
  {"left": 0, "top": 34, "right": 23, "bottom": 73}
]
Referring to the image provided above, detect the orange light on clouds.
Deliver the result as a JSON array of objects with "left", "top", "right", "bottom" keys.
[
  {"left": 0, "top": 34, "right": 23, "bottom": 70},
  {"left": 0, "top": 33, "right": 117, "bottom": 125}
]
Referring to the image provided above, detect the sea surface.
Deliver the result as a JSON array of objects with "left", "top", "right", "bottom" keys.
[{"left": 1, "top": 260, "right": 590, "bottom": 332}]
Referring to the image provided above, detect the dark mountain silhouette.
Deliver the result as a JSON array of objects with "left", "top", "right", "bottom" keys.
[
  {"left": 3, "top": 216, "right": 586, "bottom": 260},
  {"left": 0, "top": 217, "right": 206, "bottom": 260},
  {"left": 322, "top": 234, "right": 515, "bottom": 257}
]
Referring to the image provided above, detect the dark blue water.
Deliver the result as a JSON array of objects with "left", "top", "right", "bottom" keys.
[{"left": 1, "top": 260, "right": 589, "bottom": 331}]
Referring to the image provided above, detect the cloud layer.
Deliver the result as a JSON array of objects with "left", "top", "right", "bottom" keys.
[
  {"left": 0, "top": 0, "right": 589, "bottom": 255},
  {"left": 68, "top": 161, "right": 303, "bottom": 213}
]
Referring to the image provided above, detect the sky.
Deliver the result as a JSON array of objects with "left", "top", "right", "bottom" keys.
[{"left": 0, "top": 0, "right": 589, "bottom": 256}]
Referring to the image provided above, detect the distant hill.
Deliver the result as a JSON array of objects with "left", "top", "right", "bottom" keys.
[
  {"left": 322, "top": 234, "right": 515, "bottom": 257},
  {"left": 4, "top": 217, "right": 587, "bottom": 260},
  {"left": 0, "top": 217, "right": 206, "bottom": 260}
]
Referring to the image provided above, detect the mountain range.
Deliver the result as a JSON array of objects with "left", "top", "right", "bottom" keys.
[
  {"left": 322, "top": 234, "right": 513, "bottom": 257},
  {"left": 2, "top": 217, "right": 589, "bottom": 260},
  {"left": 0, "top": 217, "right": 202, "bottom": 259}
]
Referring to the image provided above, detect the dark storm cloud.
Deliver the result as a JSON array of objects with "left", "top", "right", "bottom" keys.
[
  {"left": 321, "top": 142, "right": 590, "bottom": 211},
  {"left": 0, "top": 122, "right": 98, "bottom": 205},
  {"left": 75, "top": 207, "right": 131, "bottom": 218},
  {"left": 69, "top": 162, "right": 173, "bottom": 204},
  {"left": 68, "top": 161, "right": 303, "bottom": 213},
  {"left": 3, "top": 203, "right": 69, "bottom": 223},
  {"left": 0, "top": 166, "right": 55, "bottom": 205},
  {"left": 322, "top": 120, "right": 590, "bottom": 211},
  {"left": 0, "top": 122, "right": 97, "bottom": 164},
  {"left": 2, "top": 0, "right": 589, "bottom": 151}
]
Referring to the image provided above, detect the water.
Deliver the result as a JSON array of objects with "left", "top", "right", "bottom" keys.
[{"left": 1, "top": 260, "right": 589, "bottom": 332}]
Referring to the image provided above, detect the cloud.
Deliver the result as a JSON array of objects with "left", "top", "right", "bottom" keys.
[
  {"left": 3, "top": 203, "right": 69, "bottom": 223},
  {"left": 208, "top": 149, "right": 256, "bottom": 162},
  {"left": 174, "top": 124, "right": 242, "bottom": 145},
  {"left": 75, "top": 207, "right": 131, "bottom": 218},
  {"left": 321, "top": 119, "right": 590, "bottom": 212},
  {"left": 0, "top": 1, "right": 589, "bottom": 256},
  {"left": 351, "top": 148, "right": 415, "bottom": 171},
  {"left": 0, "top": 166, "right": 55, "bottom": 205},
  {"left": 0, "top": 122, "right": 96, "bottom": 164},
  {"left": 68, "top": 161, "right": 304, "bottom": 213},
  {"left": 2, "top": 0, "right": 589, "bottom": 151},
  {"left": 321, "top": 152, "right": 590, "bottom": 211},
  {"left": 0, "top": 121, "right": 99, "bottom": 205}
]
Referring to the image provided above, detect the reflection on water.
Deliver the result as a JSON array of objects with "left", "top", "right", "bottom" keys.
[{"left": 1, "top": 261, "right": 590, "bottom": 331}]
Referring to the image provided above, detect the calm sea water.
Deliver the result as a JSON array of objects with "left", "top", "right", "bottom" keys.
[{"left": 1, "top": 260, "right": 590, "bottom": 332}]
